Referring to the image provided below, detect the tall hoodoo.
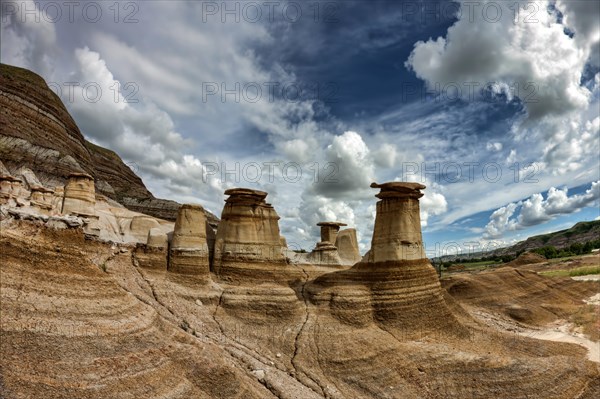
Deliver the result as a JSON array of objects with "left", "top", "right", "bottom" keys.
[
  {"left": 213, "top": 188, "right": 289, "bottom": 281},
  {"left": 368, "top": 181, "right": 426, "bottom": 263},
  {"left": 168, "top": 204, "right": 210, "bottom": 277},
  {"left": 61, "top": 172, "right": 96, "bottom": 216},
  {"left": 308, "top": 221, "right": 347, "bottom": 266},
  {"left": 308, "top": 181, "right": 461, "bottom": 337},
  {"left": 317, "top": 221, "right": 347, "bottom": 244}
]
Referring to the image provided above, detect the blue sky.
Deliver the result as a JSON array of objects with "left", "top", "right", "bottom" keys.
[{"left": 2, "top": 0, "right": 599, "bottom": 255}]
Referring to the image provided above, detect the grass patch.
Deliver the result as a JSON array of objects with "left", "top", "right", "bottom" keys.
[{"left": 539, "top": 266, "right": 600, "bottom": 277}]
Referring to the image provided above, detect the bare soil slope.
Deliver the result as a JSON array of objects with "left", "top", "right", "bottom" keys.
[{"left": 2, "top": 222, "right": 599, "bottom": 398}]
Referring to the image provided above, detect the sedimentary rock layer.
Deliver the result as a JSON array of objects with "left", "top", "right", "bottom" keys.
[
  {"left": 168, "top": 204, "right": 210, "bottom": 277},
  {"left": 0, "top": 63, "right": 218, "bottom": 224},
  {"left": 0, "top": 223, "right": 273, "bottom": 398},
  {"left": 213, "top": 188, "right": 299, "bottom": 282},
  {"left": 335, "top": 228, "right": 362, "bottom": 264},
  {"left": 61, "top": 173, "right": 96, "bottom": 217},
  {"left": 367, "top": 182, "right": 427, "bottom": 263}
]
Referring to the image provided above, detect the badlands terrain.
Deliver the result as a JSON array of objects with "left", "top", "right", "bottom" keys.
[{"left": 1, "top": 64, "right": 599, "bottom": 398}]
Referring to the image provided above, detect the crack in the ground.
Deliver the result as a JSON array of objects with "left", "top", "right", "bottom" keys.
[
  {"left": 290, "top": 265, "right": 329, "bottom": 398},
  {"left": 125, "top": 254, "right": 181, "bottom": 324}
]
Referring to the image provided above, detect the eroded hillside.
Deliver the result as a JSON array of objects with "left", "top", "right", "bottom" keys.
[{"left": 1, "top": 183, "right": 599, "bottom": 398}]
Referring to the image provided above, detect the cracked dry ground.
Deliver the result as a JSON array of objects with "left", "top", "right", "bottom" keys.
[{"left": 1, "top": 221, "right": 599, "bottom": 398}]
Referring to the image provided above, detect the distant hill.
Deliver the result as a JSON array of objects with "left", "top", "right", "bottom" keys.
[
  {"left": 502, "top": 220, "right": 600, "bottom": 255},
  {"left": 436, "top": 220, "right": 600, "bottom": 261}
]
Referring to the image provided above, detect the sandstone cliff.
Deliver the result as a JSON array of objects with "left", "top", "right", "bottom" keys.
[{"left": 0, "top": 63, "right": 217, "bottom": 223}]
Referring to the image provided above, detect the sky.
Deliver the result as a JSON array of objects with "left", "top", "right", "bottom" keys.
[{"left": 2, "top": 0, "right": 599, "bottom": 256}]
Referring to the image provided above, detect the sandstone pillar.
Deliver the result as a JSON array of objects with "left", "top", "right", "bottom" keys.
[
  {"left": 61, "top": 173, "right": 96, "bottom": 216},
  {"left": 29, "top": 185, "right": 55, "bottom": 213},
  {"left": 0, "top": 175, "right": 22, "bottom": 206},
  {"left": 368, "top": 182, "right": 426, "bottom": 263},
  {"left": 308, "top": 221, "right": 347, "bottom": 266},
  {"left": 133, "top": 227, "right": 169, "bottom": 270},
  {"left": 317, "top": 221, "right": 347, "bottom": 244},
  {"left": 168, "top": 204, "right": 210, "bottom": 277},
  {"left": 213, "top": 188, "right": 291, "bottom": 281},
  {"left": 335, "top": 228, "right": 362, "bottom": 264}
]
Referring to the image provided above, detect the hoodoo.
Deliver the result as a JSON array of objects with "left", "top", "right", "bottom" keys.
[
  {"left": 61, "top": 172, "right": 96, "bottom": 217},
  {"left": 213, "top": 188, "right": 292, "bottom": 281},
  {"left": 168, "top": 204, "right": 210, "bottom": 277},
  {"left": 309, "top": 181, "right": 460, "bottom": 336},
  {"left": 308, "top": 221, "right": 347, "bottom": 266},
  {"left": 367, "top": 181, "right": 426, "bottom": 262},
  {"left": 29, "top": 185, "right": 54, "bottom": 214},
  {"left": 0, "top": 174, "right": 22, "bottom": 206}
]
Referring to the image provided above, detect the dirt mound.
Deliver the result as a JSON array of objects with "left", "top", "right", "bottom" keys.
[
  {"left": 442, "top": 267, "right": 598, "bottom": 327},
  {"left": 446, "top": 263, "right": 466, "bottom": 272},
  {"left": 505, "top": 252, "right": 547, "bottom": 267}
]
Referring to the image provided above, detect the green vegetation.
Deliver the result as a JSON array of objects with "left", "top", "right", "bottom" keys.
[
  {"left": 526, "top": 220, "right": 600, "bottom": 245},
  {"left": 440, "top": 236, "right": 600, "bottom": 271},
  {"left": 539, "top": 266, "right": 600, "bottom": 278},
  {"left": 441, "top": 255, "right": 514, "bottom": 270},
  {"left": 532, "top": 239, "right": 600, "bottom": 259}
]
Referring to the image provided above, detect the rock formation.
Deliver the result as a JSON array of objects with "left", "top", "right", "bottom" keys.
[
  {"left": 28, "top": 185, "right": 54, "bottom": 214},
  {"left": 129, "top": 215, "right": 161, "bottom": 243},
  {"left": 367, "top": 181, "right": 426, "bottom": 262},
  {"left": 0, "top": 63, "right": 219, "bottom": 223},
  {"left": 213, "top": 188, "right": 296, "bottom": 282},
  {"left": 308, "top": 182, "right": 460, "bottom": 337},
  {"left": 61, "top": 172, "right": 96, "bottom": 217},
  {"left": 3, "top": 178, "right": 600, "bottom": 398},
  {"left": 147, "top": 227, "right": 168, "bottom": 248},
  {"left": 133, "top": 227, "right": 169, "bottom": 270},
  {"left": 335, "top": 228, "right": 362, "bottom": 264},
  {"left": 0, "top": 174, "right": 22, "bottom": 207},
  {"left": 318, "top": 221, "right": 346, "bottom": 243},
  {"left": 308, "top": 222, "right": 347, "bottom": 266},
  {"left": 168, "top": 204, "right": 210, "bottom": 277}
]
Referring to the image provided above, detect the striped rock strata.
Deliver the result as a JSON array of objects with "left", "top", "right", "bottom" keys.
[
  {"left": 212, "top": 188, "right": 299, "bottom": 282},
  {"left": 308, "top": 182, "right": 460, "bottom": 336},
  {"left": 61, "top": 172, "right": 96, "bottom": 217},
  {"left": 308, "top": 222, "right": 347, "bottom": 266},
  {"left": 168, "top": 204, "right": 210, "bottom": 277}
]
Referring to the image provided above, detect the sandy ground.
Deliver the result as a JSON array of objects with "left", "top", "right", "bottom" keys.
[
  {"left": 520, "top": 321, "right": 600, "bottom": 363},
  {"left": 573, "top": 275, "right": 600, "bottom": 281},
  {"left": 470, "top": 290, "right": 600, "bottom": 363},
  {"left": 583, "top": 293, "right": 600, "bottom": 305}
]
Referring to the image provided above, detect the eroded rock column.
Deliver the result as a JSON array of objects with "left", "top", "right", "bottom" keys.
[
  {"left": 213, "top": 188, "right": 291, "bottom": 281},
  {"left": 0, "top": 175, "right": 23, "bottom": 206},
  {"left": 168, "top": 204, "right": 210, "bottom": 277},
  {"left": 308, "top": 222, "right": 347, "bottom": 266},
  {"left": 134, "top": 227, "right": 169, "bottom": 270},
  {"left": 29, "top": 186, "right": 55, "bottom": 214},
  {"left": 367, "top": 182, "right": 426, "bottom": 263},
  {"left": 61, "top": 173, "right": 96, "bottom": 216},
  {"left": 335, "top": 228, "right": 362, "bottom": 264}
]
